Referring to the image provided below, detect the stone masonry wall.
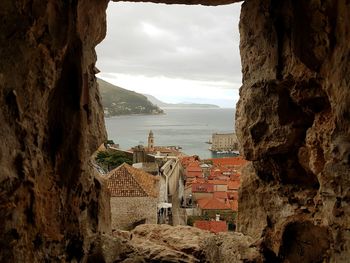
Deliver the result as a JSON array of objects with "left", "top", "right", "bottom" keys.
[{"left": 110, "top": 197, "right": 158, "bottom": 230}]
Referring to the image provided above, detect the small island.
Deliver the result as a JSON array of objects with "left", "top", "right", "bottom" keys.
[{"left": 144, "top": 94, "right": 220, "bottom": 109}]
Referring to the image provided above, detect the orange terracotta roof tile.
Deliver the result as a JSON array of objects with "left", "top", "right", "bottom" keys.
[
  {"left": 194, "top": 221, "right": 228, "bottom": 233},
  {"left": 207, "top": 180, "right": 229, "bottom": 185},
  {"left": 186, "top": 166, "right": 202, "bottom": 172},
  {"left": 216, "top": 175, "right": 232, "bottom": 180},
  {"left": 213, "top": 192, "right": 228, "bottom": 200},
  {"left": 230, "top": 173, "right": 240, "bottom": 180},
  {"left": 228, "top": 192, "right": 239, "bottom": 200},
  {"left": 209, "top": 157, "right": 248, "bottom": 167},
  {"left": 192, "top": 183, "right": 214, "bottom": 193},
  {"left": 107, "top": 163, "right": 159, "bottom": 198},
  {"left": 197, "top": 197, "right": 231, "bottom": 210},
  {"left": 186, "top": 167, "right": 201, "bottom": 173},
  {"left": 193, "top": 178, "right": 205, "bottom": 183},
  {"left": 186, "top": 171, "right": 203, "bottom": 178},
  {"left": 180, "top": 156, "right": 200, "bottom": 167},
  {"left": 187, "top": 161, "right": 201, "bottom": 167},
  {"left": 228, "top": 180, "right": 240, "bottom": 190}
]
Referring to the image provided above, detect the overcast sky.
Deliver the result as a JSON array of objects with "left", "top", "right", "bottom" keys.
[{"left": 96, "top": 2, "right": 242, "bottom": 108}]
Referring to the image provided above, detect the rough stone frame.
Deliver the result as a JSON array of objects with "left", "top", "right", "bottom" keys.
[{"left": 0, "top": 0, "right": 349, "bottom": 262}]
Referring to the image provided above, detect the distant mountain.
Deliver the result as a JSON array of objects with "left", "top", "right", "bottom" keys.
[
  {"left": 97, "top": 79, "right": 164, "bottom": 117},
  {"left": 144, "top": 94, "right": 220, "bottom": 109}
]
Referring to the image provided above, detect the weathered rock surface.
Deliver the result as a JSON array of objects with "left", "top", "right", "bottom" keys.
[
  {"left": 236, "top": 0, "right": 350, "bottom": 261},
  {"left": 1, "top": 0, "right": 350, "bottom": 262},
  {"left": 113, "top": 0, "right": 242, "bottom": 7},
  {"left": 0, "top": 0, "right": 109, "bottom": 262},
  {"left": 102, "top": 224, "right": 261, "bottom": 263}
]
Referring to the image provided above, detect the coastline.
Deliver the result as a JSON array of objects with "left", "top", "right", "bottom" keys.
[
  {"left": 105, "top": 108, "right": 235, "bottom": 159},
  {"left": 105, "top": 107, "right": 235, "bottom": 118},
  {"left": 105, "top": 112, "right": 166, "bottom": 118}
]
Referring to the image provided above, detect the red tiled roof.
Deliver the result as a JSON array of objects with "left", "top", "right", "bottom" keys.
[
  {"left": 197, "top": 197, "right": 231, "bottom": 210},
  {"left": 186, "top": 165, "right": 201, "bottom": 172},
  {"left": 186, "top": 171, "right": 203, "bottom": 178},
  {"left": 186, "top": 162, "right": 202, "bottom": 176},
  {"left": 194, "top": 220, "right": 228, "bottom": 233},
  {"left": 190, "top": 178, "right": 229, "bottom": 185},
  {"left": 180, "top": 156, "right": 200, "bottom": 167},
  {"left": 230, "top": 173, "right": 240, "bottom": 180},
  {"left": 216, "top": 175, "right": 232, "bottom": 180},
  {"left": 192, "top": 183, "right": 214, "bottom": 193},
  {"left": 107, "top": 163, "right": 159, "bottom": 198},
  {"left": 192, "top": 178, "right": 205, "bottom": 183},
  {"left": 207, "top": 180, "right": 228, "bottom": 185},
  {"left": 228, "top": 192, "right": 239, "bottom": 200},
  {"left": 228, "top": 180, "right": 240, "bottom": 190},
  {"left": 209, "top": 157, "right": 248, "bottom": 167},
  {"left": 213, "top": 191, "right": 228, "bottom": 200}
]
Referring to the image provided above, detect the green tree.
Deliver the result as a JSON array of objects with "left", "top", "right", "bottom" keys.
[{"left": 95, "top": 151, "right": 132, "bottom": 172}]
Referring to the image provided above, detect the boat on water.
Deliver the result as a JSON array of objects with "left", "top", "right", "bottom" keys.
[{"left": 208, "top": 147, "right": 239, "bottom": 155}]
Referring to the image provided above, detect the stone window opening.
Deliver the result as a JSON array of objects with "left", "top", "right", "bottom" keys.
[{"left": 1, "top": 0, "right": 349, "bottom": 262}]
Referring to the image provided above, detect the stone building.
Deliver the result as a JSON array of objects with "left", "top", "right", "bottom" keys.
[
  {"left": 210, "top": 133, "right": 238, "bottom": 151},
  {"left": 106, "top": 163, "right": 159, "bottom": 230}
]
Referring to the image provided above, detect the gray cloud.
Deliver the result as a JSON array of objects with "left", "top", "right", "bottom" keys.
[{"left": 96, "top": 2, "right": 242, "bottom": 84}]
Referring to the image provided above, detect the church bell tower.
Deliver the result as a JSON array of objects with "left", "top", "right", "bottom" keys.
[{"left": 148, "top": 130, "right": 154, "bottom": 151}]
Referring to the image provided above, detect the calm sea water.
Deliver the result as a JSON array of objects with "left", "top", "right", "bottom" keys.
[{"left": 105, "top": 108, "right": 236, "bottom": 159}]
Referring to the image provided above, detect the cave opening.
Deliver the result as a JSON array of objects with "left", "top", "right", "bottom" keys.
[
  {"left": 94, "top": 0, "right": 243, "bottom": 233},
  {"left": 95, "top": 2, "right": 242, "bottom": 155}
]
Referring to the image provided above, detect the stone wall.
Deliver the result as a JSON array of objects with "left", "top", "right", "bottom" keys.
[
  {"left": 211, "top": 133, "right": 238, "bottom": 151},
  {"left": 236, "top": 0, "right": 350, "bottom": 261},
  {"left": 165, "top": 159, "right": 183, "bottom": 197},
  {"left": 110, "top": 196, "right": 158, "bottom": 230}
]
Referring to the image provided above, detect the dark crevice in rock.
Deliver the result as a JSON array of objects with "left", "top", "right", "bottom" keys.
[
  {"left": 47, "top": 36, "right": 83, "bottom": 187},
  {"left": 14, "top": 153, "right": 25, "bottom": 180},
  {"left": 33, "top": 234, "right": 43, "bottom": 250},
  {"left": 25, "top": 188, "right": 35, "bottom": 225},
  {"left": 291, "top": 0, "right": 333, "bottom": 71},
  {"left": 277, "top": 87, "right": 313, "bottom": 127},
  {"left": 66, "top": 235, "right": 84, "bottom": 262},
  {"left": 270, "top": 0, "right": 287, "bottom": 80},
  {"left": 261, "top": 243, "right": 280, "bottom": 263},
  {"left": 250, "top": 121, "right": 268, "bottom": 144},
  {"left": 88, "top": 200, "right": 99, "bottom": 232},
  {"left": 5, "top": 90, "right": 22, "bottom": 121},
  {"left": 291, "top": 78, "right": 331, "bottom": 114},
  {"left": 279, "top": 222, "right": 331, "bottom": 262},
  {"left": 253, "top": 153, "right": 319, "bottom": 189}
]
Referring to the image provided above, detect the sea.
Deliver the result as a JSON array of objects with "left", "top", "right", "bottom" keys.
[{"left": 105, "top": 108, "right": 236, "bottom": 159}]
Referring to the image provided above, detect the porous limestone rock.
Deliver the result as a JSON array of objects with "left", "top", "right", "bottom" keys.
[
  {"left": 0, "top": 0, "right": 109, "bottom": 262},
  {"left": 113, "top": 0, "right": 241, "bottom": 6},
  {"left": 108, "top": 224, "right": 262, "bottom": 263},
  {"left": 236, "top": 0, "right": 350, "bottom": 261},
  {"left": 1, "top": 0, "right": 350, "bottom": 262}
]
